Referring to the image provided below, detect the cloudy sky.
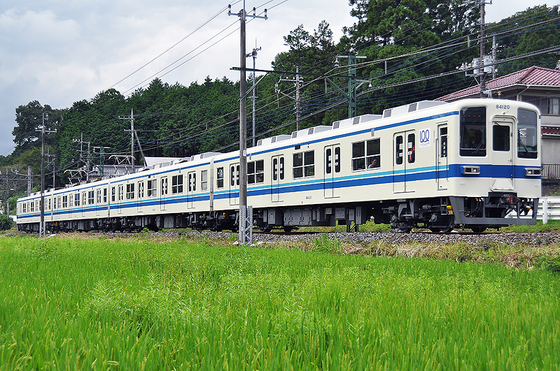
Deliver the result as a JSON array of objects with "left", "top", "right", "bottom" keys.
[{"left": 0, "top": 0, "right": 550, "bottom": 156}]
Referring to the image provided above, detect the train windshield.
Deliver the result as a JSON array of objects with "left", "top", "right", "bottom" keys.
[
  {"left": 517, "top": 108, "right": 538, "bottom": 159},
  {"left": 460, "top": 107, "right": 486, "bottom": 156}
]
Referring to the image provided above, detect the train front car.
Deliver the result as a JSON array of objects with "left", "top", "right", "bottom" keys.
[{"left": 424, "top": 98, "right": 540, "bottom": 233}]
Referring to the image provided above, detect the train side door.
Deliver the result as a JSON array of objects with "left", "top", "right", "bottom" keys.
[
  {"left": 491, "top": 117, "right": 515, "bottom": 190},
  {"left": 160, "top": 177, "right": 168, "bottom": 211},
  {"left": 229, "top": 163, "right": 239, "bottom": 205},
  {"left": 271, "top": 155, "right": 284, "bottom": 202},
  {"left": 393, "top": 131, "right": 416, "bottom": 193},
  {"left": 324, "top": 145, "right": 340, "bottom": 198},
  {"left": 187, "top": 171, "right": 196, "bottom": 209},
  {"left": 436, "top": 124, "right": 449, "bottom": 190}
]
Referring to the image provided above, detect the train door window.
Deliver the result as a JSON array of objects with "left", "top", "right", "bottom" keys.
[
  {"left": 440, "top": 127, "right": 448, "bottom": 158},
  {"left": 161, "top": 177, "right": 168, "bottom": 196},
  {"left": 326, "top": 148, "right": 332, "bottom": 174},
  {"left": 118, "top": 185, "right": 124, "bottom": 201},
  {"left": 273, "top": 157, "right": 285, "bottom": 180},
  {"left": 395, "top": 135, "right": 404, "bottom": 165},
  {"left": 335, "top": 147, "right": 341, "bottom": 172},
  {"left": 230, "top": 165, "right": 239, "bottom": 186},
  {"left": 460, "top": 107, "right": 486, "bottom": 156},
  {"left": 75, "top": 193, "right": 80, "bottom": 207},
  {"left": 103, "top": 188, "right": 108, "bottom": 203},
  {"left": 248, "top": 159, "right": 264, "bottom": 184},
  {"left": 82, "top": 192, "right": 87, "bottom": 206},
  {"left": 63, "top": 195, "right": 68, "bottom": 208},
  {"left": 217, "top": 167, "right": 224, "bottom": 188},
  {"left": 48, "top": 198, "right": 51, "bottom": 211},
  {"left": 201, "top": 170, "right": 208, "bottom": 191},
  {"left": 172, "top": 174, "right": 183, "bottom": 194},
  {"left": 138, "top": 181, "right": 145, "bottom": 198},
  {"left": 126, "top": 184, "right": 135, "bottom": 199},
  {"left": 69, "top": 194, "right": 74, "bottom": 207},
  {"left": 517, "top": 108, "right": 538, "bottom": 158},
  {"left": 88, "top": 190, "right": 95, "bottom": 204},
  {"left": 96, "top": 189, "right": 102, "bottom": 204},
  {"left": 23, "top": 203, "right": 26, "bottom": 213},
  {"left": 188, "top": 172, "right": 196, "bottom": 192},
  {"left": 493, "top": 124, "right": 510, "bottom": 151},
  {"left": 326, "top": 147, "right": 342, "bottom": 174},
  {"left": 147, "top": 180, "right": 157, "bottom": 197},
  {"left": 407, "top": 133, "right": 415, "bottom": 163}
]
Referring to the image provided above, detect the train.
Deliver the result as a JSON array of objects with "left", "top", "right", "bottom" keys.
[{"left": 16, "top": 98, "right": 541, "bottom": 234}]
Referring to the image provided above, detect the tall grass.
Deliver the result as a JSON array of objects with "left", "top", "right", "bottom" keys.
[{"left": 0, "top": 236, "right": 559, "bottom": 370}]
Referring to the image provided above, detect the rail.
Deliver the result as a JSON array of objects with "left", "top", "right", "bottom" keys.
[{"left": 539, "top": 197, "right": 560, "bottom": 224}]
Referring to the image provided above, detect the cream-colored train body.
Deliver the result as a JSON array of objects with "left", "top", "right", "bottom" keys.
[{"left": 17, "top": 98, "right": 541, "bottom": 233}]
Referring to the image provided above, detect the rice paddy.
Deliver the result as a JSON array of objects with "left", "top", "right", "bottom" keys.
[{"left": 0, "top": 235, "right": 559, "bottom": 370}]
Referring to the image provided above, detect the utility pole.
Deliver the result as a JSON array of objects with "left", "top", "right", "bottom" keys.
[
  {"left": 36, "top": 113, "right": 56, "bottom": 237},
  {"left": 229, "top": 2, "right": 267, "bottom": 245},
  {"left": 276, "top": 66, "right": 303, "bottom": 130},
  {"left": 247, "top": 42, "right": 261, "bottom": 147},
  {"left": 119, "top": 109, "right": 135, "bottom": 169}
]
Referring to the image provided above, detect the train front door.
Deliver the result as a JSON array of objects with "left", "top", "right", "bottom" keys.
[
  {"left": 436, "top": 124, "right": 449, "bottom": 191},
  {"left": 229, "top": 163, "right": 239, "bottom": 206},
  {"left": 393, "top": 130, "right": 416, "bottom": 193},
  {"left": 324, "top": 145, "right": 340, "bottom": 198},
  {"left": 271, "top": 155, "right": 284, "bottom": 202},
  {"left": 491, "top": 117, "right": 515, "bottom": 190}
]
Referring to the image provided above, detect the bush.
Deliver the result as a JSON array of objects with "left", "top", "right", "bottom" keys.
[{"left": 0, "top": 214, "right": 14, "bottom": 231}]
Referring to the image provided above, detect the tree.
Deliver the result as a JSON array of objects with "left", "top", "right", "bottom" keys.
[{"left": 12, "top": 101, "right": 62, "bottom": 157}]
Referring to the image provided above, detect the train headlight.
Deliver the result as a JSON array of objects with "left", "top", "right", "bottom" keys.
[
  {"left": 525, "top": 168, "right": 541, "bottom": 177},
  {"left": 462, "top": 166, "right": 480, "bottom": 175}
]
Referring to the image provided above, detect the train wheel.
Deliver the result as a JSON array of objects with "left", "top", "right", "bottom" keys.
[{"left": 283, "top": 226, "right": 294, "bottom": 233}]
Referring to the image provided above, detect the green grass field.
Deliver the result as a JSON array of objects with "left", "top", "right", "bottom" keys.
[{"left": 0, "top": 235, "right": 559, "bottom": 370}]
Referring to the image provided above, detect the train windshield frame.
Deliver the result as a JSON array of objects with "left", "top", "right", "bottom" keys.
[
  {"left": 517, "top": 108, "right": 538, "bottom": 159},
  {"left": 460, "top": 107, "right": 487, "bottom": 157}
]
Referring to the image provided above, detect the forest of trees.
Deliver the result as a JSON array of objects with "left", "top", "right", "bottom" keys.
[{"left": 1, "top": 2, "right": 559, "bottom": 199}]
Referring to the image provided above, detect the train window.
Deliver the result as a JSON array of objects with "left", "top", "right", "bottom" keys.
[
  {"left": 63, "top": 195, "right": 68, "bottom": 208},
  {"left": 126, "top": 184, "right": 135, "bottom": 200},
  {"left": 407, "top": 134, "right": 415, "bottom": 163},
  {"left": 138, "top": 181, "right": 145, "bottom": 198},
  {"left": 172, "top": 175, "right": 183, "bottom": 194},
  {"left": 248, "top": 160, "right": 264, "bottom": 184},
  {"left": 460, "top": 107, "right": 486, "bottom": 156},
  {"left": 75, "top": 193, "right": 80, "bottom": 207},
  {"left": 352, "top": 142, "right": 365, "bottom": 170},
  {"left": 89, "top": 190, "right": 95, "bottom": 204},
  {"left": 201, "top": 170, "right": 208, "bottom": 191},
  {"left": 216, "top": 167, "right": 224, "bottom": 188},
  {"left": 217, "top": 167, "right": 224, "bottom": 188},
  {"left": 493, "top": 124, "right": 510, "bottom": 151},
  {"left": 293, "top": 151, "right": 314, "bottom": 178},
  {"left": 161, "top": 177, "right": 168, "bottom": 196},
  {"left": 147, "top": 180, "right": 157, "bottom": 197},
  {"left": 517, "top": 108, "right": 538, "bottom": 159},
  {"left": 395, "top": 135, "right": 404, "bottom": 165}
]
